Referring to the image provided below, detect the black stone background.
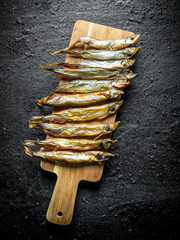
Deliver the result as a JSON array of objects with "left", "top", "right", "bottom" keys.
[{"left": 0, "top": 0, "right": 180, "bottom": 239}]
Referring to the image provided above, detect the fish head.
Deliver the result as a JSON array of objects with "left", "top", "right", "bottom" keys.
[
  {"left": 127, "top": 59, "right": 136, "bottom": 67},
  {"left": 95, "top": 151, "right": 115, "bottom": 161},
  {"left": 125, "top": 69, "right": 137, "bottom": 79},
  {"left": 103, "top": 123, "right": 113, "bottom": 133},
  {"left": 103, "top": 121, "right": 120, "bottom": 133},
  {"left": 108, "top": 101, "right": 123, "bottom": 114},
  {"left": 103, "top": 139, "right": 113, "bottom": 149},
  {"left": 113, "top": 79, "right": 126, "bottom": 88},
  {"left": 103, "top": 139, "right": 118, "bottom": 150},
  {"left": 126, "top": 34, "right": 140, "bottom": 45},
  {"left": 121, "top": 60, "right": 129, "bottom": 68},
  {"left": 107, "top": 89, "right": 123, "bottom": 99}
]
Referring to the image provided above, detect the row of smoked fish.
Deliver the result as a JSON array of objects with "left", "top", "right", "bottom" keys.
[{"left": 24, "top": 34, "right": 140, "bottom": 164}]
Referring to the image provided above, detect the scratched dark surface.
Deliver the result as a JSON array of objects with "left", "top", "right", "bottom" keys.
[{"left": 0, "top": 0, "right": 180, "bottom": 239}]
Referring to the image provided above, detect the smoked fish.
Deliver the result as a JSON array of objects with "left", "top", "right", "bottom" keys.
[{"left": 24, "top": 147, "right": 115, "bottom": 164}]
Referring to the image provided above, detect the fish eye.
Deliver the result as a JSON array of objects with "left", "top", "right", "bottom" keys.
[
  {"left": 103, "top": 141, "right": 111, "bottom": 150},
  {"left": 110, "top": 90, "right": 119, "bottom": 98},
  {"left": 109, "top": 106, "right": 116, "bottom": 112},
  {"left": 113, "top": 92, "right": 119, "bottom": 98},
  {"left": 96, "top": 153, "right": 103, "bottom": 161},
  {"left": 103, "top": 126, "right": 110, "bottom": 131},
  {"left": 122, "top": 61, "right": 127, "bottom": 67},
  {"left": 105, "top": 139, "right": 111, "bottom": 146}
]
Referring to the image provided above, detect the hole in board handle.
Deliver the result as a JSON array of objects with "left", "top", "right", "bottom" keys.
[{"left": 57, "top": 212, "right": 63, "bottom": 217}]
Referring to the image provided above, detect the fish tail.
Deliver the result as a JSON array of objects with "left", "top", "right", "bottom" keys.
[
  {"left": 29, "top": 122, "right": 40, "bottom": 128},
  {"left": 36, "top": 96, "right": 48, "bottom": 106},
  {"left": 24, "top": 146, "right": 34, "bottom": 157},
  {"left": 49, "top": 62, "right": 64, "bottom": 66},
  {"left": 40, "top": 65, "right": 54, "bottom": 72},
  {"left": 51, "top": 50, "right": 64, "bottom": 55},
  {"left": 24, "top": 140, "right": 36, "bottom": 146},
  {"left": 30, "top": 116, "right": 43, "bottom": 123},
  {"left": 36, "top": 99, "right": 43, "bottom": 106}
]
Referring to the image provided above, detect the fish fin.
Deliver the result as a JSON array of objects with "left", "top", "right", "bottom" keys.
[
  {"left": 65, "top": 39, "right": 81, "bottom": 50},
  {"left": 40, "top": 65, "right": 54, "bottom": 72},
  {"left": 44, "top": 86, "right": 60, "bottom": 100},
  {"left": 49, "top": 62, "right": 79, "bottom": 68},
  {"left": 54, "top": 50, "right": 81, "bottom": 58},
  {"left": 24, "top": 140, "right": 36, "bottom": 146},
  {"left": 51, "top": 39, "right": 81, "bottom": 55},
  {"left": 97, "top": 114, "right": 109, "bottom": 120},
  {"left": 24, "top": 146, "right": 33, "bottom": 157},
  {"left": 93, "top": 132, "right": 104, "bottom": 140},
  {"left": 91, "top": 92, "right": 105, "bottom": 97}
]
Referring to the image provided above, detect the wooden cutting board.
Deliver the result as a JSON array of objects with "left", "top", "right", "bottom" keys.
[{"left": 40, "top": 20, "right": 133, "bottom": 225}]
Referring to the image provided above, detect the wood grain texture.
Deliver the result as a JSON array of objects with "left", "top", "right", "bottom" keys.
[{"left": 41, "top": 20, "right": 133, "bottom": 225}]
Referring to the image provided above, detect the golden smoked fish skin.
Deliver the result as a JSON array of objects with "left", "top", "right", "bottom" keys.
[
  {"left": 30, "top": 101, "right": 123, "bottom": 124},
  {"left": 37, "top": 90, "right": 123, "bottom": 108},
  {"left": 29, "top": 122, "right": 120, "bottom": 138},
  {"left": 53, "top": 80, "right": 130, "bottom": 93},
  {"left": 51, "top": 47, "right": 140, "bottom": 60},
  {"left": 24, "top": 138, "right": 118, "bottom": 151},
  {"left": 40, "top": 66, "right": 136, "bottom": 80},
  {"left": 49, "top": 59, "right": 136, "bottom": 69},
  {"left": 24, "top": 147, "right": 115, "bottom": 164},
  {"left": 52, "top": 34, "right": 140, "bottom": 52}
]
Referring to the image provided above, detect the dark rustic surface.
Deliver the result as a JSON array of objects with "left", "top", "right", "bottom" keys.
[{"left": 0, "top": 0, "right": 180, "bottom": 239}]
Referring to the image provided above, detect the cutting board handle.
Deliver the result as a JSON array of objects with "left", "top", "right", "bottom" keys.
[{"left": 46, "top": 168, "right": 79, "bottom": 225}]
